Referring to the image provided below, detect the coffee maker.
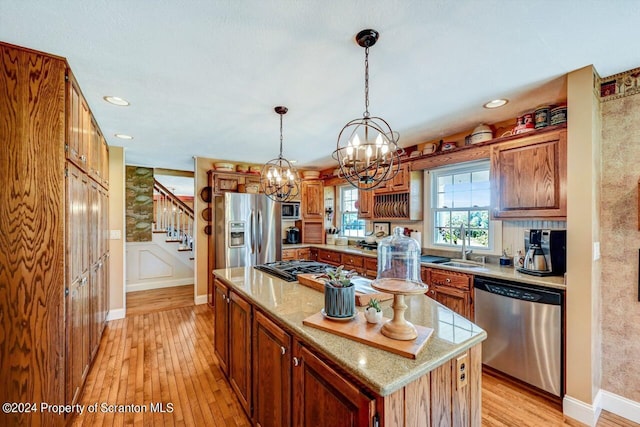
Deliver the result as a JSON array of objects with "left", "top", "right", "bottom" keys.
[{"left": 518, "top": 229, "right": 566, "bottom": 276}]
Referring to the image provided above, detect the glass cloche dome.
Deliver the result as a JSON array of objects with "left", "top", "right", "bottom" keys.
[{"left": 373, "top": 226, "right": 426, "bottom": 289}]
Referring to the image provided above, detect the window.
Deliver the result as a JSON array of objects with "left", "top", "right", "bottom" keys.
[
  {"left": 339, "top": 186, "right": 365, "bottom": 237},
  {"left": 430, "top": 161, "right": 492, "bottom": 250}
]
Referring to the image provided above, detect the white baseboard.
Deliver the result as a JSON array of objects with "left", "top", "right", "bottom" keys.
[
  {"left": 600, "top": 390, "right": 640, "bottom": 424},
  {"left": 194, "top": 295, "right": 209, "bottom": 305},
  {"left": 106, "top": 308, "right": 126, "bottom": 321},
  {"left": 126, "top": 279, "right": 193, "bottom": 293},
  {"left": 563, "top": 393, "right": 602, "bottom": 427}
]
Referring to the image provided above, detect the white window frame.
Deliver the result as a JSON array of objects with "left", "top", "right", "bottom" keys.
[
  {"left": 338, "top": 185, "right": 365, "bottom": 238},
  {"left": 423, "top": 160, "right": 502, "bottom": 255}
]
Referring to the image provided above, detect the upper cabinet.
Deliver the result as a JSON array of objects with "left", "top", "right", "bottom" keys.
[
  {"left": 490, "top": 129, "right": 567, "bottom": 219},
  {"left": 300, "top": 179, "right": 324, "bottom": 220},
  {"left": 373, "top": 164, "right": 411, "bottom": 194}
]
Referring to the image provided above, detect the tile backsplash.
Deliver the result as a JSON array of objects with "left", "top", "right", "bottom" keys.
[{"left": 502, "top": 220, "right": 567, "bottom": 258}]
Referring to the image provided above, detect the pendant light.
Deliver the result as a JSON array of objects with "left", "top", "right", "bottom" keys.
[
  {"left": 333, "top": 29, "right": 403, "bottom": 191},
  {"left": 261, "top": 106, "right": 300, "bottom": 202}
]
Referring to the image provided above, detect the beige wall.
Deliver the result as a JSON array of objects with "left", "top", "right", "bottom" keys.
[
  {"left": 600, "top": 91, "right": 640, "bottom": 402},
  {"left": 194, "top": 157, "right": 212, "bottom": 301},
  {"left": 565, "top": 65, "right": 602, "bottom": 404},
  {"left": 108, "top": 146, "right": 126, "bottom": 313}
]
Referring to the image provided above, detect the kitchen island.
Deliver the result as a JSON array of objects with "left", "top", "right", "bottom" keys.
[{"left": 213, "top": 266, "right": 486, "bottom": 426}]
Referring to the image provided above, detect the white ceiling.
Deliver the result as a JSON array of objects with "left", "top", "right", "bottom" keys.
[{"left": 2, "top": 1, "right": 639, "bottom": 172}]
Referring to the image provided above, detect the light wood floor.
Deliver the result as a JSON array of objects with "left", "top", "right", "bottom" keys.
[
  {"left": 126, "top": 285, "right": 195, "bottom": 317},
  {"left": 74, "top": 291, "right": 637, "bottom": 426}
]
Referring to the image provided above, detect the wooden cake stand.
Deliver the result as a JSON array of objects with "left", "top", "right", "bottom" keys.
[{"left": 370, "top": 278, "right": 428, "bottom": 341}]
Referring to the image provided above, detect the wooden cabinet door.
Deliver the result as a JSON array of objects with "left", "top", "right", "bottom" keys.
[
  {"left": 374, "top": 164, "right": 410, "bottom": 194},
  {"left": 293, "top": 342, "right": 375, "bottom": 427},
  {"left": 89, "top": 118, "right": 100, "bottom": 182},
  {"left": 364, "top": 257, "right": 377, "bottom": 279},
  {"left": 254, "top": 311, "right": 292, "bottom": 427},
  {"left": 301, "top": 222, "right": 323, "bottom": 244},
  {"left": 66, "top": 72, "right": 82, "bottom": 167},
  {"left": 357, "top": 189, "right": 373, "bottom": 219},
  {"left": 491, "top": 129, "right": 567, "bottom": 219},
  {"left": 301, "top": 180, "right": 324, "bottom": 220},
  {"left": 100, "top": 135, "right": 109, "bottom": 188},
  {"left": 229, "top": 290, "right": 253, "bottom": 417},
  {"left": 428, "top": 286, "right": 473, "bottom": 320},
  {"left": 214, "top": 279, "right": 230, "bottom": 375}
]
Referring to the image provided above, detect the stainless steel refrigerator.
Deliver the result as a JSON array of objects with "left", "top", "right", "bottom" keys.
[{"left": 214, "top": 193, "right": 281, "bottom": 268}]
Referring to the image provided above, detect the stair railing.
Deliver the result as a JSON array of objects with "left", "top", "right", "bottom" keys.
[{"left": 153, "top": 179, "right": 194, "bottom": 251}]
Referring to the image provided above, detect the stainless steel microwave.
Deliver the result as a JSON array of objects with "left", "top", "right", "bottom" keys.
[{"left": 281, "top": 202, "right": 300, "bottom": 220}]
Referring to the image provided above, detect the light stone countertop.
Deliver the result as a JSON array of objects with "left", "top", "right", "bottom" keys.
[
  {"left": 213, "top": 266, "right": 487, "bottom": 397},
  {"left": 283, "top": 243, "right": 566, "bottom": 290}
]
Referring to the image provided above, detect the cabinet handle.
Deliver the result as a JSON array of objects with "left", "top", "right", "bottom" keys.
[
  {"left": 227, "top": 296, "right": 230, "bottom": 304},
  {"left": 293, "top": 357, "right": 300, "bottom": 367},
  {"left": 280, "top": 346, "right": 286, "bottom": 355},
  {"left": 80, "top": 155, "right": 87, "bottom": 162},
  {"left": 81, "top": 277, "right": 88, "bottom": 286}
]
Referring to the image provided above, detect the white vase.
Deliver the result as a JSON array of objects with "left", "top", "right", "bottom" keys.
[{"left": 364, "top": 307, "right": 383, "bottom": 324}]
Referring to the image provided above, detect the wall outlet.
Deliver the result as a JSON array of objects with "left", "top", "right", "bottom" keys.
[
  {"left": 456, "top": 353, "right": 468, "bottom": 390},
  {"left": 593, "top": 242, "right": 600, "bottom": 261}
]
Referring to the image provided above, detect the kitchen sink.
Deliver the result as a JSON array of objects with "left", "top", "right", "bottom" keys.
[{"left": 440, "top": 260, "right": 487, "bottom": 270}]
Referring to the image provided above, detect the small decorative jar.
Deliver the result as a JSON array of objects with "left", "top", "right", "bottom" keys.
[
  {"left": 470, "top": 124, "right": 493, "bottom": 144},
  {"left": 550, "top": 104, "right": 567, "bottom": 125},
  {"left": 534, "top": 105, "right": 550, "bottom": 129}
]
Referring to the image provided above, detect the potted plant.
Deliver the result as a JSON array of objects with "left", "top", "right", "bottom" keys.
[
  {"left": 321, "top": 265, "right": 356, "bottom": 319},
  {"left": 364, "top": 298, "right": 383, "bottom": 324}
]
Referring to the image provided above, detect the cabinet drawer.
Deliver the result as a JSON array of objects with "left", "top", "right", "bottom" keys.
[
  {"left": 282, "top": 249, "right": 296, "bottom": 261},
  {"left": 297, "top": 248, "right": 311, "bottom": 260},
  {"left": 428, "top": 268, "right": 472, "bottom": 290},
  {"left": 317, "top": 249, "right": 340, "bottom": 265},
  {"left": 341, "top": 254, "right": 364, "bottom": 268}
]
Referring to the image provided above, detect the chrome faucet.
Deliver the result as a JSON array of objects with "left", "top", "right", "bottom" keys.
[{"left": 460, "top": 224, "right": 472, "bottom": 260}]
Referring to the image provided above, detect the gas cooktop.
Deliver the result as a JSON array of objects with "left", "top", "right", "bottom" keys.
[{"left": 254, "top": 260, "right": 333, "bottom": 282}]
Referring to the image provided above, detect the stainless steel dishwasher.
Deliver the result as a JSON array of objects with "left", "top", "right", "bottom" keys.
[{"left": 474, "top": 276, "right": 564, "bottom": 397}]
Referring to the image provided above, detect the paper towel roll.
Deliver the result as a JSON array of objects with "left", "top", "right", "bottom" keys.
[{"left": 410, "top": 232, "right": 422, "bottom": 245}]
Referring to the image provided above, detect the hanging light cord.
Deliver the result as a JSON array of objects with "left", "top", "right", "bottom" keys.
[
  {"left": 279, "top": 113, "right": 284, "bottom": 159},
  {"left": 363, "top": 46, "right": 370, "bottom": 119}
]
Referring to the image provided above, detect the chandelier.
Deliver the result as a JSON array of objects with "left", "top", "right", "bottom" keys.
[
  {"left": 333, "top": 29, "right": 403, "bottom": 191},
  {"left": 261, "top": 106, "right": 300, "bottom": 202}
]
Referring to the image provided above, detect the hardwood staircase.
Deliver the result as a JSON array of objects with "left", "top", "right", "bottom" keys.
[{"left": 153, "top": 179, "right": 194, "bottom": 260}]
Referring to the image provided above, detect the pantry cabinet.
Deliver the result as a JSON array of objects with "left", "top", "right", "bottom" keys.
[
  {"left": 300, "top": 179, "right": 324, "bottom": 220},
  {"left": 0, "top": 42, "right": 109, "bottom": 426},
  {"left": 423, "top": 267, "right": 474, "bottom": 320},
  {"left": 490, "top": 129, "right": 567, "bottom": 219}
]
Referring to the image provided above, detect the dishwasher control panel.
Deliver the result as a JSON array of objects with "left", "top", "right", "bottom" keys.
[{"left": 485, "top": 284, "right": 541, "bottom": 302}]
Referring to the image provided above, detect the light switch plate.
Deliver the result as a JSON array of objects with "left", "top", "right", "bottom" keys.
[
  {"left": 593, "top": 242, "right": 600, "bottom": 260},
  {"left": 110, "top": 229, "right": 122, "bottom": 240}
]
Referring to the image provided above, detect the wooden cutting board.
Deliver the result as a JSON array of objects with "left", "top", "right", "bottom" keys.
[
  {"left": 302, "top": 311, "right": 433, "bottom": 359},
  {"left": 297, "top": 274, "right": 393, "bottom": 306}
]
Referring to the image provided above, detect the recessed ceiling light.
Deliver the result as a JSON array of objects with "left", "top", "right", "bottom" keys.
[
  {"left": 103, "top": 96, "right": 130, "bottom": 106},
  {"left": 114, "top": 133, "right": 133, "bottom": 140},
  {"left": 483, "top": 99, "right": 508, "bottom": 109}
]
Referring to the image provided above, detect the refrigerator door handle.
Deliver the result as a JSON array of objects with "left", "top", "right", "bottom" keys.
[
  {"left": 249, "top": 209, "right": 255, "bottom": 254},
  {"left": 257, "top": 209, "right": 263, "bottom": 253}
]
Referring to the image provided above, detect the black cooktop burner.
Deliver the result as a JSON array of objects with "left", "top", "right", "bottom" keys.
[{"left": 254, "top": 260, "right": 333, "bottom": 282}]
